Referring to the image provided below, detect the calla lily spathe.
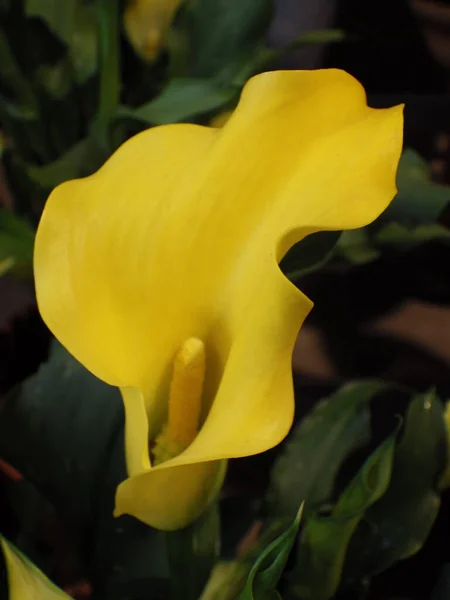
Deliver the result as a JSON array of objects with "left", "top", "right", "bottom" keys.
[
  {"left": 34, "top": 69, "right": 403, "bottom": 530},
  {"left": 0, "top": 537, "right": 70, "bottom": 599}
]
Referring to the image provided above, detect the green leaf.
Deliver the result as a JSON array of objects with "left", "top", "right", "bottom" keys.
[
  {"left": 200, "top": 523, "right": 294, "bottom": 600},
  {"left": 0, "top": 343, "right": 169, "bottom": 598},
  {"left": 336, "top": 221, "right": 450, "bottom": 268},
  {"left": 24, "top": 135, "right": 106, "bottom": 189},
  {"left": 284, "top": 28, "right": 345, "bottom": 46},
  {"left": 187, "top": 0, "right": 273, "bottom": 78},
  {"left": 0, "top": 209, "right": 34, "bottom": 277},
  {"left": 238, "top": 507, "right": 303, "bottom": 600},
  {"left": 343, "top": 390, "right": 447, "bottom": 581},
  {"left": 119, "top": 78, "right": 238, "bottom": 126},
  {"left": 375, "top": 222, "right": 450, "bottom": 249},
  {"left": 266, "top": 381, "right": 387, "bottom": 519},
  {"left": 0, "top": 26, "right": 39, "bottom": 116},
  {"left": 383, "top": 149, "right": 450, "bottom": 226},
  {"left": 25, "top": 0, "right": 98, "bottom": 83},
  {"left": 281, "top": 231, "right": 341, "bottom": 280},
  {"left": 166, "top": 504, "right": 221, "bottom": 600},
  {"left": 0, "top": 536, "right": 70, "bottom": 599},
  {"left": 200, "top": 561, "right": 250, "bottom": 600},
  {"left": 291, "top": 432, "right": 397, "bottom": 600},
  {"left": 336, "top": 229, "right": 380, "bottom": 265}
]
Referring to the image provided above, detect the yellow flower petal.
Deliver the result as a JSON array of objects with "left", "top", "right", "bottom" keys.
[
  {"left": 115, "top": 462, "right": 225, "bottom": 531},
  {"left": 0, "top": 536, "right": 70, "bottom": 599},
  {"left": 115, "top": 446, "right": 227, "bottom": 530},
  {"left": 209, "top": 110, "right": 234, "bottom": 128},
  {"left": 118, "top": 386, "right": 226, "bottom": 530},
  {"left": 35, "top": 69, "right": 403, "bottom": 529},
  {"left": 124, "top": 0, "right": 184, "bottom": 60}
]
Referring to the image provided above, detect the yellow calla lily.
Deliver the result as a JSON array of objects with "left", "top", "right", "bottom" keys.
[
  {"left": 34, "top": 69, "right": 403, "bottom": 531},
  {"left": 0, "top": 536, "right": 71, "bottom": 599},
  {"left": 124, "top": 0, "right": 184, "bottom": 61}
]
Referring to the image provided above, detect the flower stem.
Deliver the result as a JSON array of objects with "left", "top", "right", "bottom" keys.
[
  {"left": 95, "top": 0, "right": 120, "bottom": 149},
  {"left": 165, "top": 504, "right": 220, "bottom": 600}
]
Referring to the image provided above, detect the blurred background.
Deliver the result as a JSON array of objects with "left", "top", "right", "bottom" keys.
[{"left": 0, "top": 1, "right": 450, "bottom": 599}]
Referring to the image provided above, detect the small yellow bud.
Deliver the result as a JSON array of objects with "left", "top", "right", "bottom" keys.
[{"left": 124, "top": 0, "right": 184, "bottom": 61}]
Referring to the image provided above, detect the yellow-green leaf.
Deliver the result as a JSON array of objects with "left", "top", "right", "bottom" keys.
[
  {"left": 267, "top": 381, "right": 387, "bottom": 519},
  {"left": 291, "top": 430, "right": 397, "bottom": 600},
  {"left": 0, "top": 536, "right": 71, "bottom": 599},
  {"left": 238, "top": 507, "right": 303, "bottom": 600}
]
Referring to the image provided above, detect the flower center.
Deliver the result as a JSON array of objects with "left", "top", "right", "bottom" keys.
[{"left": 152, "top": 337, "right": 205, "bottom": 465}]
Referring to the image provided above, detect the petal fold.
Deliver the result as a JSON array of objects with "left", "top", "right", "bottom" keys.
[{"left": 115, "top": 459, "right": 226, "bottom": 530}]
